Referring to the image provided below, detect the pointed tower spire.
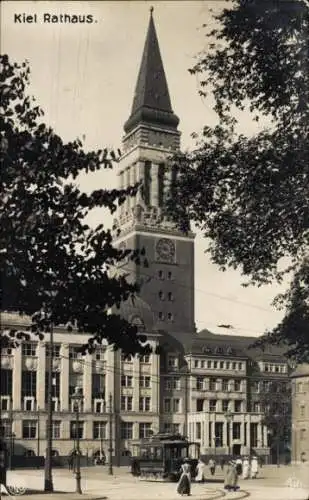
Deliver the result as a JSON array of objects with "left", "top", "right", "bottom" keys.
[{"left": 124, "top": 8, "right": 179, "bottom": 134}]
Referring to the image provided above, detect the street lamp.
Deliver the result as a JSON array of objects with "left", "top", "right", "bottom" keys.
[
  {"left": 108, "top": 393, "right": 113, "bottom": 476},
  {"left": 71, "top": 388, "right": 84, "bottom": 494},
  {"left": 224, "top": 410, "right": 233, "bottom": 457}
]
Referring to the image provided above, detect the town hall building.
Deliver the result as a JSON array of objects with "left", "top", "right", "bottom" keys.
[{"left": 0, "top": 9, "right": 290, "bottom": 465}]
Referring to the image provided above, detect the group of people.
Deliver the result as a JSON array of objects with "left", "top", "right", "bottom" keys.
[{"left": 176, "top": 455, "right": 260, "bottom": 496}]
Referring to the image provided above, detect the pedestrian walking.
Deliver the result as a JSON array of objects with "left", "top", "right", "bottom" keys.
[
  {"left": 208, "top": 457, "right": 216, "bottom": 476},
  {"left": 195, "top": 459, "right": 205, "bottom": 482},
  {"left": 220, "top": 457, "right": 225, "bottom": 470},
  {"left": 235, "top": 456, "right": 242, "bottom": 476},
  {"left": 224, "top": 460, "right": 239, "bottom": 492},
  {"left": 250, "top": 456, "right": 259, "bottom": 478},
  {"left": 177, "top": 459, "right": 191, "bottom": 496},
  {"left": 242, "top": 456, "right": 250, "bottom": 479}
]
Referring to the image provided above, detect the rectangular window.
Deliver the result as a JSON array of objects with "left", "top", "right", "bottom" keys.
[
  {"left": 139, "top": 423, "right": 152, "bottom": 439},
  {"left": 0, "top": 369, "right": 12, "bottom": 396},
  {"left": 52, "top": 421, "right": 61, "bottom": 439},
  {"left": 45, "top": 371, "right": 60, "bottom": 400},
  {"left": 121, "top": 421, "right": 133, "bottom": 439},
  {"left": 209, "top": 378, "right": 216, "bottom": 391},
  {"left": 196, "top": 377, "right": 204, "bottom": 390},
  {"left": 69, "top": 346, "right": 82, "bottom": 359},
  {"left": 232, "top": 422, "right": 241, "bottom": 440},
  {"left": 94, "top": 348, "right": 105, "bottom": 361},
  {"left": 252, "top": 402, "right": 260, "bottom": 413},
  {"left": 140, "top": 354, "right": 150, "bottom": 363},
  {"left": 164, "top": 378, "right": 172, "bottom": 390},
  {"left": 209, "top": 400, "right": 217, "bottom": 412},
  {"left": 22, "top": 420, "right": 37, "bottom": 438},
  {"left": 232, "top": 362, "right": 236, "bottom": 370},
  {"left": 215, "top": 422, "right": 223, "bottom": 447},
  {"left": 140, "top": 376, "right": 151, "bottom": 388},
  {"left": 194, "top": 360, "right": 199, "bottom": 368},
  {"left": 93, "top": 421, "right": 107, "bottom": 439},
  {"left": 196, "top": 422, "right": 201, "bottom": 439},
  {"left": 222, "top": 400, "right": 229, "bottom": 412},
  {"left": 300, "top": 405, "right": 305, "bottom": 418},
  {"left": 207, "top": 360, "right": 212, "bottom": 368},
  {"left": 300, "top": 429, "right": 307, "bottom": 441},
  {"left": 250, "top": 422, "right": 258, "bottom": 447},
  {"left": 121, "top": 375, "right": 133, "bottom": 387},
  {"left": 22, "top": 371, "right": 37, "bottom": 397},
  {"left": 213, "top": 361, "right": 218, "bottom": 369},
  {"left": 69, "top": 373, "right": 83, "bottom": 396},
  {"left": 196, "top": 399, "right": 204, "bottom": 412},
  {"left": 70, "top": 421, "right": 84, "bottom": 439},
  {"left": 220, "top": 361, "right": 224, "bottom": 369},
  {"left": 139, "top": 397, "right": 151, "bottom": 412},
  {"left": 226, "top": 362, "right": 230, "bottom": 369},
  {"left": 173, "top": 378, "right": 180, "bottom": 390},
  {"left": 234, "top": 400, "right": 242, "bottom": 413},
  {"left": 222, "top": 380, "right": 229, "bottom": 391},
  {"left": 46, "top": 344, "right": 61, "bottom": 359},
  {"left": 121, "top": 353, "right": 133, "bottom": 362},
  {"left": 238, "top": 363, "right": 243, "bottom": 370},
  {"left": 164, "top": 398, "right": 171, "bottom": 413},
  {"left": 92, "top": 373, "right": 105, "bottom": 398},
  {"left": 22, "top": 343, "right": 37, "bottom": 357},
  {"left": 121, "top": 396, "right": 133, "bottom": 411},
  {"left": 173, "top": 399, "right": 180, "bottom": 413},
  {"left": 234, "top": 380, "right": 241, "bottom": 391}
]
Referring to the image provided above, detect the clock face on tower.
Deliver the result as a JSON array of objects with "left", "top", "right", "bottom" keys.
[{"left": 155, "top": 238, "right": 176, "bottom": 263}]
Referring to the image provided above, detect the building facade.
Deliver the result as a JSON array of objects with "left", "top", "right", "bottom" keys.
[
  {"left": 291, "top": 364, "right": 309, "bottom": 464},
  {"left": 0, "top": 9, "right": 290, "bottom": 463}
]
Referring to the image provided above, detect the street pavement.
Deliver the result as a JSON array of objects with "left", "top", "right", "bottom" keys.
[{"left": 1, "top": 465, "right": 308, "bottom": 500}]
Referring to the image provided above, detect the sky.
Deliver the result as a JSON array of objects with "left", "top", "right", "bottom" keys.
[{"left": 1, "top": 0, "right": 288, "bottom": 337}]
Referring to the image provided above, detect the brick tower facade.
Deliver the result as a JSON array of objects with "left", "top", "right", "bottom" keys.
[{"left": 114, "top": 9, "right": 195, "bottom": 339}]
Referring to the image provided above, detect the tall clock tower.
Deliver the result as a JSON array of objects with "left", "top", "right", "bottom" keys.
[{"left": 114, "top": 8, "right": 195, "bottom": 338}]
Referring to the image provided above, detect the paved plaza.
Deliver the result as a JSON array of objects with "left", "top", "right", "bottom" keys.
[{"left": 1, "top": 465, "right": 309, "bottom": 500}]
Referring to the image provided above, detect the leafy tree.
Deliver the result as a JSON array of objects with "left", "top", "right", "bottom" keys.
[
  {"left": 0, "top": 54, "right": 150, "bottom": 355},
  {"left": 167, "top": 0, "right": 309, "bottom": 361},
  {"left": 259, "top": 380, "right": 291, "bottom": 464}
]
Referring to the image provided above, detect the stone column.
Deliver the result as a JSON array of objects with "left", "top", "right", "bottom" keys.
[
  {"left": 257, "top": 421, "right": 263, "bottom": 448},
  {"left": 263, "top": 425, "right": 268, "bottom": 449},
  {"left": 240, "top": 418, "right": 245, "bottom": 446},
  {"left": 126, "top": 167, "right": 131, "bottom": 213},
  {"left": 61, "top": 344, "right": 69, "bottom": 411},
  {"left": 246, "top": 418, "right": 251, "bottom": 450},
  {"left": 119, "top": 170, "right": 125, "bottom": 216},
  {"left": 83, "top": 353, "right": 92, "bottom": 412},
  {"left": 133, "top": 356, "right": 140, "bottom": 412},
  {"left": 37, "top": 342, "right": 46, "bottom": 410},
  {"left": 151, "top": 352, "right": 160, "bottom": 413},
  {"left": 150, "top": 163, "right": 159, "bottom": 207},
  {"left": 12, "top": 347, "right": 22, "bottom": 410},
  {"left": 136, "top": 161, "right": 144, "bottom": 206},
  {"left": 223, "top": 421, "right": 228, "bottom": 447}
]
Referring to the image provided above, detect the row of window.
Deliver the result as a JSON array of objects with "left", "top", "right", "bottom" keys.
[
  {"left": 121, "top": 375, "right": 151, "bottom": 388},
  {"left": 158, "top": 270, "right": 173, "bottom": 280},
  {"left": 3, "top": 420, "right": 153, "bottom": 440},
  {"left": 195, "top": 377, "right": 243, "bottom": 392},
  {"left": 158, "top": 312, "right": 174, "bottom": 321},
  {"left": 3, "top": 344, "right": 151, "bottom": 364},
  {"left": 121, "top": 396, "right": 151, "bottom": 412},
  {"left": 158, "top": 291, "right": 174, "bottom": 301},
  {"left": 190, "top": 421, "right": 260, "bottom": 448},
  {"left": 163, "top": 398, "right": 181, "bottom": 413},
  {"left": 259, "top": 362, "right": 287, "bottom": 374},
  {"left": 194, "top": 359, "right": 244, "bottom": 371},
  {"left": 195, "top": 398, "right": 244, "bottom": 413}
]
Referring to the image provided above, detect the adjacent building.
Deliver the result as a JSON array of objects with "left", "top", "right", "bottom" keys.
[
  {"left": 0, "top": 9, "right": 290, "bottom": 464},
  {"left": 291, "top": 364, "right": 309, "bottom": 464}
]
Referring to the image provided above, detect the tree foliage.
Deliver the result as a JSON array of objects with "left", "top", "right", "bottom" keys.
[
  {"left": 259, "top": 380, "right": 291, "bottom": 451},
  {"left": 166, "top": 0, "right": 309, "bottom": 361},
  {"left": 0, "top": 54, "right": 150, "bottom": 355}
]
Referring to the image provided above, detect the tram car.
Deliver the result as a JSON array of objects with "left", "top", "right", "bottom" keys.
[{"left": 131, "top": 433, "right": 200, "bottom": 482}]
